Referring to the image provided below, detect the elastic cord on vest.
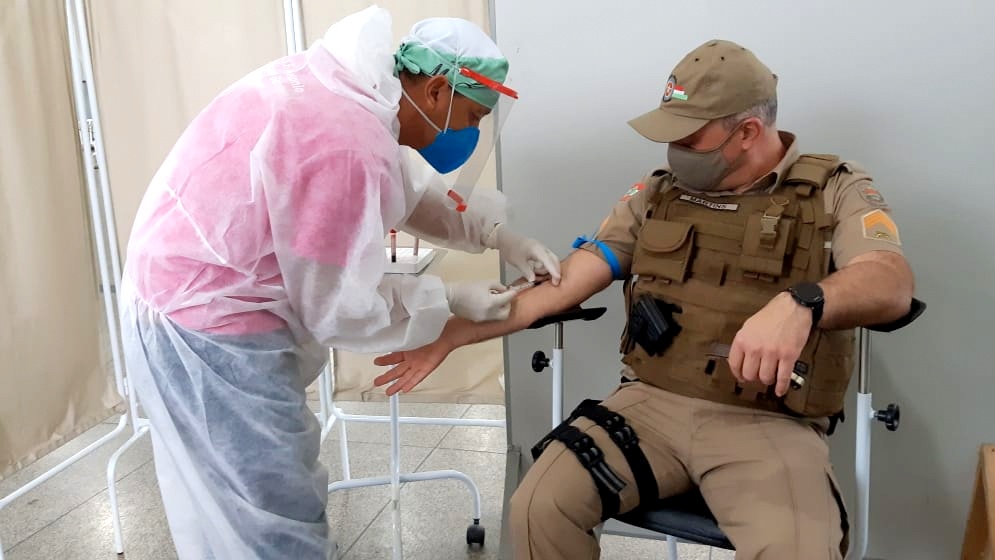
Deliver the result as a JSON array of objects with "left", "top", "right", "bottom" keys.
[{"left": 574, "top": 235, "right": 623, "bottom": 279}]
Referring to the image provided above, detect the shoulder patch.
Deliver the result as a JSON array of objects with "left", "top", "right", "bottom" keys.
[
  {"left": 861, "top": 209, "right": 901, "bottom": 245},
  {"left": 859, "top": 184, "right": 887, "bottom": 207},
  {"left": 620, "top": 183, "right": 644, "bottom": 202}
]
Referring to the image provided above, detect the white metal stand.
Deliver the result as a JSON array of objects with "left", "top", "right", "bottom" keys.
[
  {"left": 853, "top": 326, "right": 902, "bottom": 560},
  {"left": 324, "top": 252, "right": 500, "bottom": 557},
  {"left": 854, "top": 327, "right": 874, "bottom": 560},
  {"left": 551, "top": 324, "right": 564, "bottom": 426},
  {"left": 324, "top": 383, "right": 492, "bottom": 560},
  {"left": 0, "top": 2, "right": 130, "bottom": 559},
  {"left": 281, "top": 0, "right": 305, "bottom": 53}
]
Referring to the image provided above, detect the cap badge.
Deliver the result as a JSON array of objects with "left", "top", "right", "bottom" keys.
[{"left": 662, "top": 74, "right": 688, "bottom": 103}]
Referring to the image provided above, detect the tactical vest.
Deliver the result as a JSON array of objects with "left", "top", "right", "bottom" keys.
[{"left": 620, "top": 154, "right": 855, "bottom": 418}]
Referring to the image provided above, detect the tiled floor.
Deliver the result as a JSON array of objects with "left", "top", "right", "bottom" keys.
[{"left": 0, "top": 401, "right": 732, "bottom": 559}]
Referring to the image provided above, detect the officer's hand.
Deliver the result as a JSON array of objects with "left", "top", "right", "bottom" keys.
[
  {"left": 727, "top": 292, "right": 812, "bottom": 397},
  {"left": 373, "top": 337, "right": 456, "bottom": 396}
]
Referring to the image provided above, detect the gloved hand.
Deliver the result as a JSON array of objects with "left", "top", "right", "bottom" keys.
[
  {"left": 486, "top": 224, "right": 562, "bottom": 285},
  {"left": 445, "top": 280, "right": 518, "bottom": 322}
]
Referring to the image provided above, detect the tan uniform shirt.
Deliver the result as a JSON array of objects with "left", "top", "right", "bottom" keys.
[{"left": 581, "top": 131, "right": 904, "bottom": 276}]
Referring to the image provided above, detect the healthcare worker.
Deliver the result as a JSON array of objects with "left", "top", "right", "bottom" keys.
[{"left": 118, "top": 6, "right": 558, "bottom": 559}]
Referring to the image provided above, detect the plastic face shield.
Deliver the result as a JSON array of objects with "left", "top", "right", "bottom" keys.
[{"left": 443, "top": 67, "right": 518, "bottom": 212}]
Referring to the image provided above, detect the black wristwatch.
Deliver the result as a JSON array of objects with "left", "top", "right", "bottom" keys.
[{"left": 786, "top": 282, "right": 825, "bottom": 327}]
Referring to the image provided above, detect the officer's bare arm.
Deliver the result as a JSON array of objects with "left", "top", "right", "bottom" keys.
[
  {"left": 725, "top": 249, "right": 913, "bottom": 394},
  {"left": 448, "top": 249, "right": 615, "bottom": 349},
  {"left": 816, "top": 250, "right": 915, "bottom": 330}
]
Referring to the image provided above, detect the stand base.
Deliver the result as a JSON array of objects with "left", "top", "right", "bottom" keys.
[{"left": 385, "top": 248, "right": 436, "bottom": 274}]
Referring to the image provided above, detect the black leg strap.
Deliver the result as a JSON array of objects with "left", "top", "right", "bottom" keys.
[
  {"left": 572, "top": 399, "right": 659, "bottom": 509},
  {"left": 532, "top": 423, "right": 625, "bottom": 520}
]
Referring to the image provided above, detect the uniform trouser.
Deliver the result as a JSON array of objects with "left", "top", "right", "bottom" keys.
[
  {"left": 122, "top": 302, "right": 335, "bottom": 560},
  {"left": 509, "top": 381, "right": 848, "bottom": 560}
]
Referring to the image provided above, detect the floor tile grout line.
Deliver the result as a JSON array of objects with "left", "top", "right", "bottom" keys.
[
  {"left": 332, "top": 405, "right": 451, "bottom": 560},
  {"left": 339, "top": 498, "right": 392, "bottom": 560},
  {"left": 337, "top": 440, "right": 439, "bottom": 559},
  {"left": 3, "top": 454, "right": 155, "bottom": 554},
  {"left": 430, "top": 402, "right": 508, "bottom": 455},
  {"left": 435, "top": 447, "right": 508, "bottom": 456},
  {"left": 325, "top": 440, "right": 440, "bottom": 450},
  {"left": 342, "top": 410, "right": 473, "bottom": 556}
]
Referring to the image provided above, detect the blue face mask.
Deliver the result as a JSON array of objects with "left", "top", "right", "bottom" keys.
[
  {"left": 417, "top": 127, "right": 480, "bottom": 174},
  {"left": 402, "top": 87, "right": 480, "bottom": 174}
]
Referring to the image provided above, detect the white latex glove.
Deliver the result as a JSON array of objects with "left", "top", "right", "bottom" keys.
[
  {"left": 486, "top": 224, "right": 562, "bottom": 285},
  {"left": 445, "top": 280, "right": 517, "bottom": 322}
]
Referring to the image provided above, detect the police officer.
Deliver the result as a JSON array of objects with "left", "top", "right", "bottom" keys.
[{"left": 371, "top": 39, "right": 915, "bottom": 559}]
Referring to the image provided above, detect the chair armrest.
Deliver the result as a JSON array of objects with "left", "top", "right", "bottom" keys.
[
  {"left": 864, "top": 297, "right": 926, "bottom": 333},
  {"left": 527, "top": 307, "right": 607, "bottom": 330}
]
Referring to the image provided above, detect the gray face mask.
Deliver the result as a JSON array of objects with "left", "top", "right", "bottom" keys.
[{"left": 667, "top": 127, "right": 745, "bottom": 192}]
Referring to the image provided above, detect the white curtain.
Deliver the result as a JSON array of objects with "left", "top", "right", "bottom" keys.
[
  {"left": 84, "top": 0, "right": 288, "bottom": 253},
  {"left": 0, "top": 0, "right": 120, "bottom": 480}
]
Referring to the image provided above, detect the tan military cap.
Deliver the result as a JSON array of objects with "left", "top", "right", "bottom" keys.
[{"left": 629, "top": 40, "right": 778, "bottom": 143}]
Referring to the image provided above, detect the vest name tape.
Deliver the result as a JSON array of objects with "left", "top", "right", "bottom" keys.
[{"left": 678, "top": 194, "right": 739, "bottom": 211}]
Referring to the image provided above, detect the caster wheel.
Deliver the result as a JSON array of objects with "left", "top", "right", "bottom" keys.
[{"left": 466, "top": 520, "right": 485, "bottom": 547}]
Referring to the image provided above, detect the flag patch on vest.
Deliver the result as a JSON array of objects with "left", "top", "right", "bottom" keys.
[
  {"left": 861, "top": 209, "right": 901, "bottom": 245},
  {"left": 679, "top": 194, "right": 739, "bottom": 211},
  {"left": 621, "top": 183, "right": 644, "bottom": 201},
  {"left": 859, "top": 185, "right": 887, "bottom": 207}
]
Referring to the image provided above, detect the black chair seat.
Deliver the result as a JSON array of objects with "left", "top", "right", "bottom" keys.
[{"left": 615, "top": 490, "right": 734, "bottom": 550}]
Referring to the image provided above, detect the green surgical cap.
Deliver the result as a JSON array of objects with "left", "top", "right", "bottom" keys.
[{"left": 394, "top": 42, "right": 508, "bottom": 109}]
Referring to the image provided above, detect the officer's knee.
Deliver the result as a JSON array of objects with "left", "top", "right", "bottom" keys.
[
  {"left": 509, "top": 453, "right": 602, "bottom": 534},
  {"left": 509, "top": 473, "right": 563, "bottom": 530}
]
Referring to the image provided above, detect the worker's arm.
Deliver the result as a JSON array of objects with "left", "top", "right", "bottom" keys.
[
  {"left": 397, "top": 151, "right": 561, "bottom": 284},
  {"left": 372, "top": 250, "right": 614, "bottom": 395},
  {"left": 396, "top": 155, "right": 498, "bottom": 254}
]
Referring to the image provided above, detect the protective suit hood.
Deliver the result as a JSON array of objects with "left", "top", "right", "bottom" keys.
[{"left": 309, "top": 6, "right": 402, "bottom": 136}]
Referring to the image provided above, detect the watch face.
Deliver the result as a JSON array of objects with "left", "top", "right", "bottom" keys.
[{"left": 792, "top": 282, "right": 824, "bottom": 303}]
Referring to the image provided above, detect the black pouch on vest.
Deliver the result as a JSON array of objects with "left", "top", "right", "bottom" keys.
[{"left": 629, "top": 295, "right": 682, "bottom": 356}]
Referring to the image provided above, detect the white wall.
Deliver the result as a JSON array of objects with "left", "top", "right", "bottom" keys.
[{"left": 495, "top": 1, "right": 995, "bottom": 558}]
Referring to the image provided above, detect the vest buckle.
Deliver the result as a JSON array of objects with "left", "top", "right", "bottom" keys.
[
  {"left": 760, "top": 213, "right": 779, "bottom": 236},
  {"left": 760, "top": 212, "right": 779, "bottom": 247},
  {"left": 760, "top": 198, "right": 789, "bottom": 248}
]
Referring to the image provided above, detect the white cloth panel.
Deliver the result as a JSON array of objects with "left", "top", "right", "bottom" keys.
[{"left": 0, "top": 0, "right": 120, "bottom": 480}]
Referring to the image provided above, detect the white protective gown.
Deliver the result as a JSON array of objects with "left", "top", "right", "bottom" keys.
[{"left": 119, "top": 7, "right": 506, "bottom": 559}]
